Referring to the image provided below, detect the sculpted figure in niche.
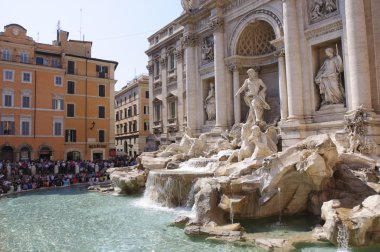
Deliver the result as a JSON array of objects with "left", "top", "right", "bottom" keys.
[
  {"left": 236, "top": 68, "right": 270, "bottom": 124},
  {"left": 315, "top": 47, "right": 344, "bottom": 106},
  {"left": 204, "top": 83, "right": 216, "bottom": 121}
]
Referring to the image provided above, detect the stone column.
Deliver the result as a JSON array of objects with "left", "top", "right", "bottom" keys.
[
  {"left": 277, "top": 49, "right": 289, "bottom": 120},
  {"left": 160, "top": 53, "right": 168, "bottom": 137},
  {"left": 146, "top": 60, "right": 154, "bottom": 133},
  {"left": 211, "top": 16, "right": 228, "bottom": 131},
  {"left": 282, "top": 0, "right": 304, "bottom": 119},
  {"left": 231, "top": 65, "right": 241, "bottom": 124},
  {"left": 182, "top": 33, "right": 198, "bottom": 131},
  {"left": 175, "top": 46, "right": 184, "bottom": 131},
  {"left": 345, "top": 0, "right": 372, "bottom": 110}
]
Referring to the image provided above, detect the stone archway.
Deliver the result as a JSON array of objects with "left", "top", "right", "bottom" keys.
[
  {"left": 0, "top": 145, "right": 14, "bottom": 162},
  {"left": 39, "top": 145, "right": 52, "bottom": 161},
  {"left": 233, "top": 20, "right": 281, "bottom": 124},
  {"left": 236, "top": 21, "right": 277, "bottom": 57},
  {"left": 18, "top": 144, "right": 32, "bottom": 161}
]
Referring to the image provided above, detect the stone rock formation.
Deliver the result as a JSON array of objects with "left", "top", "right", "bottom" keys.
[{"left": 108, "top": 167, "right": 147, "bottom": 194}]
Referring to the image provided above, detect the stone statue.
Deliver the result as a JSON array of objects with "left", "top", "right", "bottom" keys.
[
  {"left": 188, "top": 133, "right": 209, "bottom": 157},
  {"left": 227, "top": 122, "right": 255, "bottom": 163},
  {"left": 315, "top": 47, "right": 345, "bottom": 106},
  {"left": 235, "top": 68, "right": 270, "bottom": 124},
  {"left": 204, "top": 83, "right": 216, "bottom": 121},
  {"left": 249, "top": 126, "right": 275, "bottom": 160},
  {"left": 157, "top": 127, "right": 194, "bottom": 157}
]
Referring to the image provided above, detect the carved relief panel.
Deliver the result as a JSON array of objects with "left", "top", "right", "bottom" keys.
[
  {"left": 308, "top": 0, "right": 339, "bottom": 24},
  {"left": 201, "top": 36, "right": 214, "bottom": 64}
]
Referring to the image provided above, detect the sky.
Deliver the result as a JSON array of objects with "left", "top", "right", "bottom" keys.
[{"left": 1, "top": 0, "right": 183, "bottom": 90}]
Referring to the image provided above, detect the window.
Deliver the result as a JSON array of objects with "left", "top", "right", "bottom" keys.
[
  {"left": 53, "top": 120, "right": 62, "bottom": 136},
  {"left": 96, "top": 65, "right": 108, "bottom": 78},
  {"left": 20, "top": 120, "right": 30, "bottom": 136},
  {"left": 36, "top": 57, "right": 48, "bottom": 65},
  {"left": 168, "top": 101, "right": 176, "bottom": 119},
  {"left": 67, "top": 81, "right": 75, "bottom": 94},
  {"left": 144, "top": 121, "right": 149, "bottom": 131},
  {"left": 169, "top": 53, "right": 175, "bottom": 70},
  {"left": 54, "top": 76, "right": 62, "bottom": 86},
  {"left": 154, "top": 60, "right": 160, "bottom": 76},
  {"left": 124, "top": 123, "right": 127, "bottom": 133},
  {"left": 67, "top": 61, "right": 75, "bottom": 74},
  {"left": 2, "top": 49, "right": 11, "bottom": 61},
  {"left": 52, "top": 58, "right": 60, "bottom": 68},
  {"left": 129, "top": 122, "right": 132, "bottom": 132},
  {"left": 22, "top": 72, "right": 32, "bottom": 83},
  {"left": 98, "top": 84, "right": 105, "bottom": 97},
  {"left": 133, "top": 120, "right": 137, "bottom": 132},
  {"left": 98, "top": 106, "right": 105, "bottom": 118},
  {"left": 98, "top": 130, "right": 105, "bottom": 142},
  {"left": 133, "top": 105, "right": 137, "bottom": 116},
  {"left": 154, "top": 103, "right": 161, "bottom": 121},
  {"left": 52, "top": 98, "right": 64, "bottom": 110},
  {"left": 128, "top": 107, "right": 132, "bottom": 117},
  {"left": 20, "top": 52, "right": 29, "bottom": 63},
  {"left": 65, "top": 129, "right": 76, "bottom": 142},
  {"left": 115, "top": 111, "right": 119, "bottom": 121},
  {"left": 4, "top": 94, "right": 13, "bottom": 107},
  {"left": 3, "top": 70, "right": 14, "bottom": 81},
  {"left": 145, "top": 91, "right": 149, "bottom": 99},
  {"left": 67, "top": 104, "right": 75, "bottom": 117},
  {"left": 0, "top": 121, "right": 15, "bottom": 135},
  {"left": 144, "top": 105, "right": 149, "bottom": 115},
  {"left": 22, "top": 96, "right": 30, "bottom": 108},
  {"left": 124, "top": 108, "right": 127, "bottom": 119}
]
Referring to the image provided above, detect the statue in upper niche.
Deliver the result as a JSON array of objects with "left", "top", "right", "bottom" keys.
[
  {"left": 236, "top": 68, "right": 270, "bottom": 124},
  {"left": 315, "top": 47, "right": 345, "bottom": 106}
]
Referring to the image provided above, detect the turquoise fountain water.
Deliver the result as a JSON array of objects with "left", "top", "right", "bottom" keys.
[
  {"left": 0, "top": 187, "right": 250, "bottom": 252},
  {"left": 1, "top": 187, "right": 379, "bottom": 251}
]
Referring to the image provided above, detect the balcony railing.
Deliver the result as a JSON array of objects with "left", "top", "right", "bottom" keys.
[{"left": 0, "top": 54, "right": 62, "bottom": 68}]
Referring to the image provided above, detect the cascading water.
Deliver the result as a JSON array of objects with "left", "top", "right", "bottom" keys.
[
  {"left": 337, "top": 223, "right": 351, "bottom": 252},
  {"left": 230, "top": 183, "right": 234, "bottom": 224},
  {"left": 278, "top": 187, "right": 282, "bottom": 225},
  {"left": 143, "top": 157, "right": 216, "bottom": 208}
]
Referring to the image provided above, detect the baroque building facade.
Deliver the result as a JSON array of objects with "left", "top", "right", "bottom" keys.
[
  {"left": 146, "top": 0, "right": 380, "bottom": 149},
  {"left": 0, "top": 24, "right": 118, "bottom": 161},
  {"left": 114, "top": 75, "right": 150, "bottom": 156}
]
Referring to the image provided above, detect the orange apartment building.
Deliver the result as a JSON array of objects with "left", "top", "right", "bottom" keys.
[
  {"left": 0, "top": 24, "right": 118, "bottom": 161},
  {"left": 115, "top": 75, "right": 150, "bottom": 157}
]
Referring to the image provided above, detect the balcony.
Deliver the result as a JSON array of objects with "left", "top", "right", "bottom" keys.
[
  {"left": 153, "top": 120, "right": 163, "bottom": 134},
  {"left": 97, "top": 72, "right": 108, "bottom": 79},
  {"left": 167, "top": 118, "right": 178, "bottom": 132},
  {"left": 66, "top": 68, "right": 78, "bottom": 75},
  {"left": 0, "top": 54, "right": 62, "bottom": 68}
]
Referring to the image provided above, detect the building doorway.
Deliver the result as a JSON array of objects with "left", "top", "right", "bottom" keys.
[
  {"left": 1, "top": 146, "right": 14, "bottom": 162},
  {"left": 39, "top": 146, "right": 52, "bottom": 161},
  {"left": 92, "top": 152, "right": 103, "bottom": 161},
  {"left": 19, "top": 146, "right": 31, "bottom": 161},
  {"left": 67, "top": 151, "right": 81, "bottom": 161}
]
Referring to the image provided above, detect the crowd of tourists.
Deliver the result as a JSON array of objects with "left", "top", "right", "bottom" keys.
[{"left": 0, "top": 157, "right": 137, "bottom": 195}]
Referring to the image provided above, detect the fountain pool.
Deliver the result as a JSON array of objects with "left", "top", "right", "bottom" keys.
[{"left": 1, "top": 187, "right": 379, "bottom": 251}]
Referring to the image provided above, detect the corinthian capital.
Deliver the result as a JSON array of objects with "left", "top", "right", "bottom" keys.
[
  {"left": 181, "top": 34, "right": 198, "bottom": 48},
  {"left": 209, "top": 17, "right": 224, "bottom": 33}
]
